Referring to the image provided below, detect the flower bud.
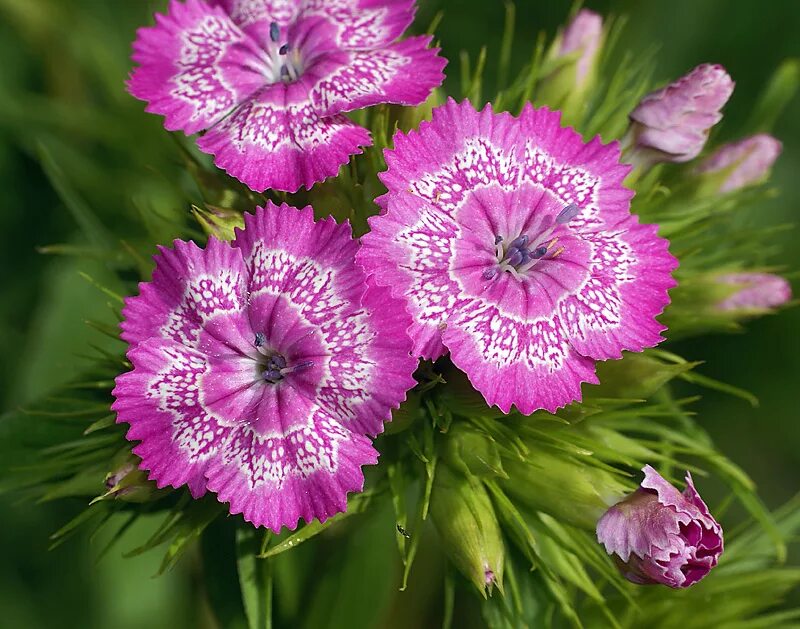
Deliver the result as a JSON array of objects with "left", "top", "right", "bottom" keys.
[
  {"left": 538, "top": 10, "right": 603, "bottom": 114},
  {"left": 430, "top": 464, "right": 505, "bottom": 596},
  {"left": 628, "top": 64, "right": 734, "bottom": 164},
  {"left": 103, "top": 453, "right": 159, "bottom": 503},
  {"left": 597, "top": 465, "right": 723, "bottom": 588},
  {"left": 501, "top": 448, "right": 629, "bottom": 530},
  {"left": 696, "top": 134, "right": 782, "bottom": 192},
  {"left": 191, "top": 205, "right": 245, "bottom": 242},
  {"left": 441, "top": 425, "right": 506, "bottom": 479},
  {"left": 714, "top": 272, "right": 792, "bottom": 312}
]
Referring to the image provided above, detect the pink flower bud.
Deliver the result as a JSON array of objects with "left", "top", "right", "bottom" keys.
[
  {"left": 629, "top": 64, "right": 734, "bottom": 163},
  {"left": 696, "top": 134, "right": 782, "bottom": 192},
  {"left": 715, "top": 272, "right": 792, "bottom": 311},
  {"left": 560, "top": 9, "right": 603, "bottom": 87},
  {"left": 597, "top": 465, "right": 723, "bottom": 588}
]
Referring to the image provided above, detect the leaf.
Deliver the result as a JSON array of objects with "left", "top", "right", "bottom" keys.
[
  {"left": 259, "top": 490, "right": 374, "bottom": 558},
  {"left": 237, "top": 527, "right": 273, "bottom": 629}
]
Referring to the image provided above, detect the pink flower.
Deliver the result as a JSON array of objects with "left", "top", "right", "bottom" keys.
[
  {"left": 128, "top": 0, "right": 446, "bottom": 192},
  {"left": 559, "top": 9, "right": 603, "bottom": 87},
  {"left": 696, "top": 134, "right": 782, "bottom": 192},
  {"left": 715, "top": 272, "right": 792, "bottom": 311},
  {"left": 597, "top": 465, "right": 723, "bottom": 589},
  {"left": 357, "top": 99, "right": 677, "bottom": 414},
  {"left": 629, "top": 64, "right": 734, "bottom": 163},
  {"left": 112, "top": 203, "right": 417, "bottom": 530}
]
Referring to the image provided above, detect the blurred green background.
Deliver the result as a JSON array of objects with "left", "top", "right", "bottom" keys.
[{"left": 0, "top": 0, "right": 797, "bottom": 627}]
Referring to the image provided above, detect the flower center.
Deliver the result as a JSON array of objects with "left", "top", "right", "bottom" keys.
[
  {"left": 265, "top": 21, "right": 304, "bottom": 84},
  {"left": 254, "top": 332, "right": 313, "bottom": 384},
  {"left": 483, "top": 203, "right": 581, "bottom": 280}
]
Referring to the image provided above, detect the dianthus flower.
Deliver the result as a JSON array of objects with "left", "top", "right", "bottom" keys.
[
  {"left": 112, "top": 203, "right": 417, "bottom": 530},
  {"left": 358, "top": 99, "right": 677, "bottom": 414},
  {"left": 129, "top": 0, "right": 446, "bottom": 192},
  {"left": 715, "top": 272, "right": 792, "bottom": 311},
  {"left": 597, "top": 465, "right": 723, "bottom": 588}
]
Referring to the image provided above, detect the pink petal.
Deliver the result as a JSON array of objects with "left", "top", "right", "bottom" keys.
[
  {"left": 129, "top": 0, "right": 269, "bottom": 135},
  {"left": 197, "top": 83, "right": 371, "bottom": 192},
  {"left": 203, "top": 407, "right": 378, "bottom": 530},
  {"left": 121, "top": 237, "right": 248, "bottom": 349},
  {"left": 308, "top": 36, "right": 446, "bottom": 116}
]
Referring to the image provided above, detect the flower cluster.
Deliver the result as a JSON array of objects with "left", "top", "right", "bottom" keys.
[
  {"left": 113, "top": 203, "right": 417, "bottom": 530},
  {"left": 110, "top": 1, "right": 797, "bottom": 598}
]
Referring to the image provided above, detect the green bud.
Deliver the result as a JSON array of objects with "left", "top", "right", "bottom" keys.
[
  {"left": 430, "top": 464, "right": 505, "bottom": 596},
  {"left": 588, "top": 352, "right": 698, "bottom": 400},
  {"left": 101, "top": 452, "right": 160, "bottom": 503},
  {"left": 394, "top": 87, "right": 445, "bottom": 132},
  {"left": 501, "top": 448, "right": 628, "bottom": 530},
  {"left": 441, "top": 425, "right": 507, "bottom": 479},
  {"left": 536, "top": 10, "right": 604, "bottom": 123},
  {"left": 191, "top": 205, "right": 245, "bottom": 242}
]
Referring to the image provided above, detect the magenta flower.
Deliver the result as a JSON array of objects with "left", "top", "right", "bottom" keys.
[
  {"left": 357, "top": 99, "right": 677, "bottom": 414},
  {"left": 715, "top": 272, "right": 792, "bottom": 311},
  {"left": 629, "top": 64, "right": 734, "bottom": 163},
  {"left": 696, "top": 134, "right": 782, "bottom": 192},
  {"left": 128, "top": 0, "right": 446, "bottom": 192},
  {"left": 559, "top": 9, "right": 603, "bottom": 87},
  {"left": 112, "top": 203, "right": 417, "bottom": 530},
  {"left": 597, "top": 465, "right": 723, "bottom": 589}
]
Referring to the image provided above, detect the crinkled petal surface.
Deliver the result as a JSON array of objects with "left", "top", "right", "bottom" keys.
[
  {"left": 359, "top": 99, "right": 677, "bottom": 414},
  {"left": 114, "top": 203, "right": 416, "bottom": 530},
  {"left": 596, "top": 465, "right": 723, "bottom": 588}
]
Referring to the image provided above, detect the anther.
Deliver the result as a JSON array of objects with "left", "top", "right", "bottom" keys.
[
  {"left": 279, "top": 44, "right": 290, "bottom": 55},
  {"left": 556, "top": 203, "right": 580, "bottom": 225},
  {"left": 269, "top": 21, "right": 280, "bottom": 43},
  {"left": 254, "top": 332, "right": 266, "bottom": 347}
]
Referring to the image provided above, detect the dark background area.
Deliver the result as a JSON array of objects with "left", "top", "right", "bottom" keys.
[{"left": 0, "top": 1, "right": 797, "bottom": 626}]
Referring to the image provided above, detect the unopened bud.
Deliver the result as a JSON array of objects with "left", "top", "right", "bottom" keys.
[
  {"left": 441, "top": 425, "right": 506, "bottom": 479},
  {"left": 102, "top": 452, "right": 159, "bottom": 503},
  {"left": 695, "top": 134, "right": 782, "bottom": 193},
  {"left": 191, "top": 205, "right": 245, "bottom": 242},
  {"left": 627, "top": 64, "right": 734, "bottom": 166},
  {"left": 502, "top": 448, "right": 628, "bottom": 530},
  {"left": 430, "top": 464, "right": 505, "bottom": 596},
  {"left": 714, "top": 272, "right": 792, "bottom": 312},
  {"left": 537, "top": 10, "right": 604, "bottom": 116},
  {"left": 597, "top": 465, "right": 723, "bottom": 588}
]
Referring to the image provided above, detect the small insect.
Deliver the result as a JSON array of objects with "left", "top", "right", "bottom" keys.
[{"left": 396, "top": 524, "right": 411, "bottom": 539}]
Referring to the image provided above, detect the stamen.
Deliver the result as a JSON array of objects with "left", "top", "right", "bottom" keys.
[
  {"left": 279, "top": 44, "right": 290, "bottom": 55},
  {"left": 269, "top": 21, "right": 280, "bottom": 43},
  {"left": 508, "top": 234, "right": 529, "bottom": 249},
  {"left": 494, "top": 235, "right": 504, "bottom": 245},
  {"left": 254, "top": 332, "right": 266, "bottom": 347},
  {"left": 556, "top": 203, "right": 580, "bottom": 225},
  {"left": 531, "top": 246, "right": 548, "bottom": 259},
  {"left": 280, "top": 360, "right": 314, "bottom": 375}
]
